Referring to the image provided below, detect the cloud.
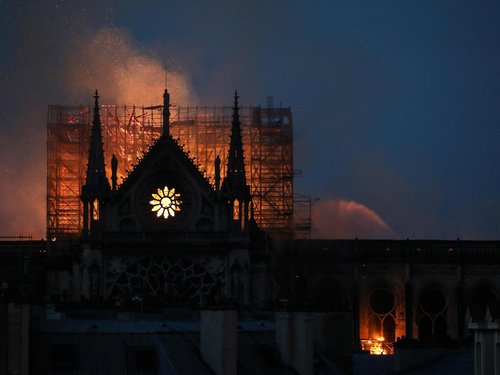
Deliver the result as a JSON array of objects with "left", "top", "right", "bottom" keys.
[{"left": 312, "top": 199, "right": 397, "bottom": 239}]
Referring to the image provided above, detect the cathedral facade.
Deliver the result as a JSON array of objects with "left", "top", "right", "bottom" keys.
[
  {"left": 71, "top": 89, "right": 267, "bottom": 310},
  {"left": 0, "top": 89, "right": 499, "bottom": 374}
]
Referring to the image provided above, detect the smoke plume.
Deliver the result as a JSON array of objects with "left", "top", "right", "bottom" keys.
[
  {"left": 62, "top": 28, "right": 193, "bottom": 106},
  {"left": 0, "top": 2, "right": 194, "bottom": 238}
]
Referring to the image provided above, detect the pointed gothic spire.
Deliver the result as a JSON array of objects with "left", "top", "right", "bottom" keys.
[
  {"left": 163, "top": 88, "right": 170, "bottom": 136},
  {"left": 84, "top": 90, "right": 110, "bottom": 198},
  {"left": 222, "top": 90, "right": 251, "bottom": 231},
  {"left": 81, "top": 90, "right": 111, "bottom": 238},
  {"left": 224, "top": 90, "right": 247, "bottom": 189}
]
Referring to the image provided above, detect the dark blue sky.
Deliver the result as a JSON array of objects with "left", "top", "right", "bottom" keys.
[{"left": 1, "top": 0, "right": 499, "bottom": 239}]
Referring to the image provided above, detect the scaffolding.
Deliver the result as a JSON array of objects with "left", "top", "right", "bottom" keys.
[{"left": 47, "top": 103, "right": 309, "bottom": 239}]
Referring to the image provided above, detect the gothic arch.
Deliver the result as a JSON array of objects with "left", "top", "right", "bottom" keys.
[
  {"left": 416, "top": 283, "right": 448, "bottom": 343},
  {"left": 367, "top": 286, "right": 397, "bottom": 342}
]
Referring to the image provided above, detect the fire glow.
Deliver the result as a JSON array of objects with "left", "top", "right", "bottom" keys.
[
  {"left": 46, "top": 104, "right": 294, "bottom": 239},
  {"left": 361, "top": 337, "right": 393, "bottom": 355}
]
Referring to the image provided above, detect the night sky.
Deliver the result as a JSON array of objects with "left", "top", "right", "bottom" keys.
[{"left": 1, "top": 0, "right": 499, "bottom": 240}]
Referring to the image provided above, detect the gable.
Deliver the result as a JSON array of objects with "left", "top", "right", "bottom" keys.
[{"left": 108, "top": 136, "right": 218, "bottom": 233}]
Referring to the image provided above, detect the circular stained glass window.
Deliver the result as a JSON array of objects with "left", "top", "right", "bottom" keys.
[{"left": 149, "top": 186, "right": 182, "bottom": 219}]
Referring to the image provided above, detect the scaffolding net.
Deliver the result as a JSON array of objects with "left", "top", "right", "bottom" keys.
[{"left": 47, "top": 103, "right": 307, "bottom": 239}]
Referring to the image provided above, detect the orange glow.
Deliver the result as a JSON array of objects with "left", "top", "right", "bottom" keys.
[
  {"left": 361, "top": 337, "right": 393, "bottom": 355},
  {"left": 47, "top": 105, "right": 294, "bottom": 238},
  {"left": 62, "top": 28, "right": 193, "bottom": 106},
  {"left": 233, "top": 199, "right": 240, "bottom": 221}
]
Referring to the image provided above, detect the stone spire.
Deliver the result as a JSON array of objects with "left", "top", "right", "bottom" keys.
[
  {"left": 223, "top": 90, "right": 247, "bottom": 191},
  {"left": 222, "top": 90, "right": 251, "bottom": 230},
  {"left": 81, "top": 90, "right": 110, "bottom": 238},
  {"left": 84, "top": 90, "right": 110, "bottom": 197}
]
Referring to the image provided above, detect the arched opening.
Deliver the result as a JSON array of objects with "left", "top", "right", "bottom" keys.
[
  {"left": 92, "top": 200, "right": 99, "bottom": 220},
  {"left": 418, "top": 286, "right": 447, "bottom": 343},
  {"left": 232, "top": 199, "right": 240, "bottom": 221},
  {"left": 370, "top": 289, "right": 394, "bottom": 315},
  {"left": 362, "top": 288, "right": 396, "bottom": 354}
]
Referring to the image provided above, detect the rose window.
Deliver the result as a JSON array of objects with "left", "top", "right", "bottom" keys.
[{"left": 149, "top": 186, "right": 182, "bottom": 219}]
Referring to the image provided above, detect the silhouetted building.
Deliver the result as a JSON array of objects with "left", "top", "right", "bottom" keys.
[{"left": 0, "top": 89, "right": 499, "bottom": 374}]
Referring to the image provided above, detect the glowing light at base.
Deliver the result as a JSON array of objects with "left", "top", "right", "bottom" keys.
[
  {"left": 361, "top": 337, "right": 393, "bottom": 355},
  {"left": 150, "top": 186, "right": 181, "bottom": 219}
]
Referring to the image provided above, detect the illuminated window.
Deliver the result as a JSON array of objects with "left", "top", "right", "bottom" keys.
[
  {"left": 92, "top": 200, "right": 99, "bottom": 220},
  {"left": 361, "top": 288, "right": 396, "bottom": 355},
  {"left": 149, "top": 186, "right": 182, "bottom": 219},
  {"left": 233, "top": 199, "right": 240, "bottom": 220},
  {"left": 369, "top": 288, "right": 396, "bottom": 343}
]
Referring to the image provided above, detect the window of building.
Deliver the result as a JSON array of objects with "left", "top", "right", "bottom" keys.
[
  {"left": 369, "top": 288, "right": 396, "bottom": 342},
  {"left": 362, "top": 288, "right": 396, "bottom": 355},
  {"left": 418, "top": 287, "right": 447, "bottom": 343}
]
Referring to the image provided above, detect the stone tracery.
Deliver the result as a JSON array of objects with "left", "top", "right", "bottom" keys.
[{"left": 106, "top": 254, "right": 225, "bottom": 304}]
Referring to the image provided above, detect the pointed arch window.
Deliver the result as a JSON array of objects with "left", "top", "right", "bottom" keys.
[
  {"left": 368, "top": 288, "right": 396, "bottom": 343},
  {"left": 92, "top": 200, "right": 99, "bottom": 220},
  {"left": 417, "top": 287, "right": 448, "bottom": 343},
  {"left": 233, "top": 199, "right": 240, "bottom": 221}
]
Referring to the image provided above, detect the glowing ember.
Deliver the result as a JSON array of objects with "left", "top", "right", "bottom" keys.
[
  {"left": 361, "top": 337, "right": 393, "bottom": 355},
  {"left": 150, "top": 186, "right": 181, "bottom": 219},
  {"left": 370, "top": 337, "right": 386, "bottom": 355}
]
